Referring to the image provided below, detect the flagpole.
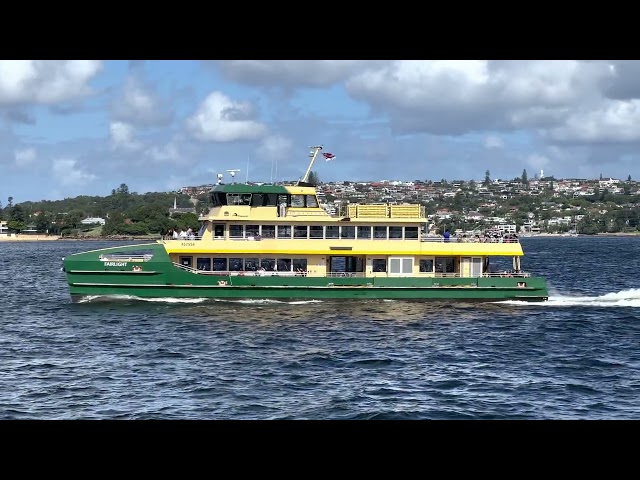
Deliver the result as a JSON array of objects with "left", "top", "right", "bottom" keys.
[{"left": 299, "top": 145, "right": 323, "bottom": 185}]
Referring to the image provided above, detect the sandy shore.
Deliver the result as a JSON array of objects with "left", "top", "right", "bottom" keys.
[{"left": 0, "top": 235, "right": 61, "bottom": 242}]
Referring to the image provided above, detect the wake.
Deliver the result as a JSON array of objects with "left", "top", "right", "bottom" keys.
[
  {"left": 76, "top": 295, "right": 323, "bottom": 305},
  {"left": 499, "top": 288, "right": 640, "bottom": 307}
]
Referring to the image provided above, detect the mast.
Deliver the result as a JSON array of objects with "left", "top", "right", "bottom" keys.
[{"left": 298, "top": 145, "right": 323, "bottom": 185}]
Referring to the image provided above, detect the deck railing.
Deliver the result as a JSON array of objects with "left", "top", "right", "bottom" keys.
[{"left": 161, "top": 235, "right": 520, "bottom": 243}]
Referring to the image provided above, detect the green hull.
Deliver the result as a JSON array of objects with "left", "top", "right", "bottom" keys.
[{"left": 63, "top": 243, "right": 549, "bottom": 302}]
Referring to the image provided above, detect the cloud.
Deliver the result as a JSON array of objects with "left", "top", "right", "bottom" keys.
[
  {"left": 0, "top": 60, "right": 102, "bottom": 105},
  {"left": 342, "top": 60, "right": 614, "bottom": 136},
  {"left": 15, "top": 147, "right": 36, "bottom": 167},
  {"left": 544, "top": 99, "right": 640, "bottom": 142},
  {"left": 112, "top": 75, "right": 173, "bottom": 127},
  {"left": 52, "top": 158, "right": 97, "bottom": 186},
  {"left": 186, "top": 91, "right": 268, "bottom": 142},
  {"left": 214, "top": 60, "right": 383, "bottom": 88},
  {"left": 257, "top": 135, "right": 294, "bottom": 162},
  {"left": 147, "top": 141, "right": 181, "bottom": 163},
  {"left": 110, "top": 121, "right": 143, "bottom": 151},
  {"left": 484, "top": 135, "right": 504, "bottom": 149}
]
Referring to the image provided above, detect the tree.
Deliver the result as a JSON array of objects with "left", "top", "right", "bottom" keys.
[
  {"left": 7, "top": 196, "right": 13, "bottom": 208},
  {"left": 117, "top": 183, "right": 130, "bottom": 195},
  {"left": 521, "top": 169, "right": 528, "bottom": 185},
  {"left": 307, "top": 171, "right": 320, "bottom": 185},
  {"left": 483, "top": 170, "right": 491, "bottom": 187},
  {"left": 9, "top": 204, "right": 25, "bottom": 222},
  {"left": 628, "top": 174, "right": 632, "bottom": 182}
]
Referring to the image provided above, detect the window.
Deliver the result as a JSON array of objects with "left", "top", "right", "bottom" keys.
[
  {"left": 261, "top": 258, "right": 276, "bottom": 271},
  {"left": 294, "top": 225, "right": 308, "bottom": 238},
  {"left": 389, "top": 226, "right": 403, "bottom": 239},
  {"left": 357, "top": 226, "right": 371, "bottom": 239},
  {"left": 277, "top": 258, "right": 292, "bottom": 272},
  {"left": 213, "top": 258, "right": 227, "bottom": 271},
  {"left": 291, "top": 195, "right": 305, "bottom": 207},
  {"left": 309, "top": 225, "right": 323, "bottom": 238},
  {"left": 197, "top": 257, "right": 211, "bottom": 271},
  {"left": 229, "top": 258, "right": 243, "bottom": 271},
  {"left": 419, "top": 258, "right": 434, "bottom": 273},
  {"left": 435, "top": 257, "right": 456, "bottom": 274},
  {"left": 372, "top": 259, "right": 387, "bottom": 272},
  {"left": 213, "top": 224, "right": 225, "bottom": 239},
  {"left": 244, "top": 258, "right": 259, "bottom": 271},
  {"left": 305, "top": 195, "right": 319, "bottom": 208},
  {"left": 245, "top": 225, "right": 259, "bottom": 238},
  {"left": 293, "top": 258, "right": 308, "bottom": 273},
  {"left": 277, "top": 225, "right": 292, "bottom": 238},
  {"left": 229, "top": 225, "right": 243, "bottom": 238},
  {"left": 405, "top": 226, "right": 419, "bottom": 239},
  {"left": 262, "top": 225, "right": 276, "bottom": 238},
  {"left": 341, "top": 226, "right": 355, "bottom": 239},
  {"left": 374, "top": 226, "right": 387, "bottom": 239},
  {"left": 326, "top": 226, "right": 339, "bottom": 238},
  {"left": 389, "top": 257, "right": 413, "bottom": 274}
]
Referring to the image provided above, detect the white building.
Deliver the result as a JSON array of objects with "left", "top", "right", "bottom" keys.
[{"left": 81, "top": 217, "right": 106, "bottom": 225}]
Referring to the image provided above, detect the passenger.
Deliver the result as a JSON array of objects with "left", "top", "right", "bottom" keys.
[
  {"left": 172, "top": 229, "right": 179, "bottom": 240},
  {"left": 443, "top": 229, "right": 450, "bottom": 242}
]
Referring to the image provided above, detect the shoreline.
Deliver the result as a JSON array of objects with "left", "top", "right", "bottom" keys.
[{"left": 2, "top": 232, "right": 639, "bottom": 243}]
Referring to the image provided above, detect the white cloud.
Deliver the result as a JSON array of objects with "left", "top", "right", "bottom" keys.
[
  {"left": 110, "top": 121, "right": 143, "bottom": 152},
  {"left": 0, "top": 60, "right": 102, "bottom": 105},
  {"left": 215, "top": 60, "right": 381, "bottom": 88},
  {"left": 147, "top": 142, "right": 181, "bottom": 162},
  {"left": 15, "top": 147, "right": 36, "bottom": 167},
  {"left": 484, "top": 136, "right": 504, "bottom": 149},
  {"left": 257, "top": 135, "right": 294, "bottom": 162},
  {"left": 186, "top": 91, "right": 268, "bottom": 142},
  {"left": 52, "top": 158, "right": 97, "bottom": 186},
  {"left": 112, "top": 75, "right": 172, "bottom": 127},
  {"left": 526, "top": 154, "right": 551, "bottom": 171},
  {"left": 545, "top": 99, "right": 640, "bottom": 142}
]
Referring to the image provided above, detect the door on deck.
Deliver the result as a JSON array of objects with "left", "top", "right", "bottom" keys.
[{"left": 461, "top": 257, "right": 483, "bottom": 277}]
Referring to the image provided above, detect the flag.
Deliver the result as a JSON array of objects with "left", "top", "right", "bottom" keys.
[{"left": 323, "top": 152, "right": 336, "bottom": 161}]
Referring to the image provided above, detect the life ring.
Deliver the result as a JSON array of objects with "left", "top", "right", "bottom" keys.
[
  {"left": 133, "top": 265, "right": 142, "bottom": 272},
  {"left": 217, "top": 280, "right": 227, "bottom": 286}
]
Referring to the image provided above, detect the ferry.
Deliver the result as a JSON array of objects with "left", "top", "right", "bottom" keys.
[{"left": 62, "top": 146, "right": 549, "bottom": 302}]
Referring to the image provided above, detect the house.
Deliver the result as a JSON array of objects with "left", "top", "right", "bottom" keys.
[{"left": 81, "top": 217, "right": 106, "bottom": 225}]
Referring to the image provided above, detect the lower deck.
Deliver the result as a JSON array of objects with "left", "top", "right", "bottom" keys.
[{"left": 169, "top": 252, "right": 526, "bottom": 279}]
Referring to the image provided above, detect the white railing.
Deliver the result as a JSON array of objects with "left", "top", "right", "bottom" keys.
[{"left": 421, "top": 236, "right": 520, "bottom": 243}]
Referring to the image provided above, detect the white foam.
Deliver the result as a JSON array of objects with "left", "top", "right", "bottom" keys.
[
  {"left": 76, "top": 295, "right": 322, "bottom": 305},
  {"left": 497, "top": 288, "right": 640, "bottom": 307}
]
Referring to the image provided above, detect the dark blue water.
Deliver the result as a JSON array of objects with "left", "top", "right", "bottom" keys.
[{"left": 1, "top": 237, "right": 639, "bottom": 419}]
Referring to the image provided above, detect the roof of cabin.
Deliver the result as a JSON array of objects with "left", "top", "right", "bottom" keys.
[{"left": 210, "top": 184, "right": 317, "bottom": 195}]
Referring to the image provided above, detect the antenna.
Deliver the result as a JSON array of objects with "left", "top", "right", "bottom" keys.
[{"left": 226, "top": 169, "right": 241, "bottom": 181}]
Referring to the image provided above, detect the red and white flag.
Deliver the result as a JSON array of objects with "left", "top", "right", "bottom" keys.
[{"left": 323, "top": 152, "right": 336, "bottom": 161}]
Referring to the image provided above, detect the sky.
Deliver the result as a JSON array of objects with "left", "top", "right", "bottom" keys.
[{"left": 2, "top": 59, "right": 640, "bottom": 203}]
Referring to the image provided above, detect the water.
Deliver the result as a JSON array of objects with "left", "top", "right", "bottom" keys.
[{"left": 1, "top": 237, "right": 639, "bottom": 419}]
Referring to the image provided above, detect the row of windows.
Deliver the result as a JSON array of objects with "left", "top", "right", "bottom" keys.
[
  {"left": 186, "top": 255, "right": 457, "bottom": 274},
  {"left": 215, "top": 223, "right": 420, "bottom": 240},
  {"left": 211, "top": 193, "right": 320, "bottom": 208},
  {"left": 193, "top": 257, "right": 308, "bottom": 272}
]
